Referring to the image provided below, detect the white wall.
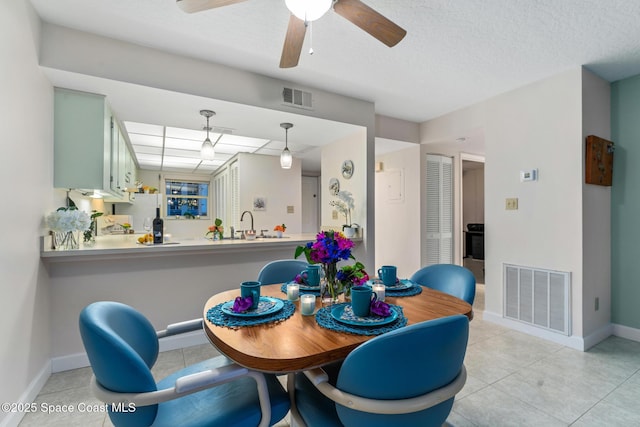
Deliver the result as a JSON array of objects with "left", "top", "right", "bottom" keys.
[
  {"left": 237, "top": 153, "right": 302, "bottom": 234},
  {"left": 374, "top": 145, "right": 422, "bottom": 278},
  {"left": 0, "top": 1, "right": 54, "bottom": 425},
  {"left": 321, "top": 129, "right": 370, "bottom": 267},
  {"left": 422, "top": 68, "right": 590, "bottom": 343},
  {"left": 581, "top": 68, "right": 611, "bottom": 340},
  {"left": 321, "top": 129, "right": 367, "bottom": 230}
]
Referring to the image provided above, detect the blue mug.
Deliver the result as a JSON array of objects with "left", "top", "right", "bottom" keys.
[
  {"left": 351, "top": 285, "right": 377, "bottom": 317},
  {"left": 301, "top": 264, "right": 321, "bottom": 287},
  {"left": 240, "top": 281, "right": 261, "bottom": 310},
  {"left": 377, "top": 265, "right": 397, "bottom": 286}
]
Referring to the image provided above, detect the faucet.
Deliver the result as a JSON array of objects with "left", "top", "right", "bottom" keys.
[{"left": 240, "top": 210, "right": 255, "bottom": 234}]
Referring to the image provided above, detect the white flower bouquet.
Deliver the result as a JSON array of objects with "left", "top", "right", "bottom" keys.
[
  {"left": 329, "top": 190, "right": 355, "bottom": 227},
  {"left": 46, "top": 207, "right": 91, "bottom": 250},
  {"left": 46, "top": 208, "right": 91, "bottom": 232}
]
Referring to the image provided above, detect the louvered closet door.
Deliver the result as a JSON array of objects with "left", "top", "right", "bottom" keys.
[
  {"left": 424, "top": 155, "right": 453, "bottom": 266},
  {"left": 230, "top": 160, "right": 239, "bottom": 230},
  {"left": 214, "top": 172, "right": 227, "bottom": 224}
]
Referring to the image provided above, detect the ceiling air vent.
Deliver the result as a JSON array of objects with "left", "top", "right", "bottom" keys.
[{"left": 282, "top": 87, "right": 313, "bottom": 110}]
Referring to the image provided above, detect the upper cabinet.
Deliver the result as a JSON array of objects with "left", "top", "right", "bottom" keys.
[
  {"left": 54, "top": 88, "right": 111, "bottom": 191},
  {"left": 54, "top": 88, "right": 135, "bottom": 201}
]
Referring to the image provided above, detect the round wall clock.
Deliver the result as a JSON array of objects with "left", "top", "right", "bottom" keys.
[
  {"left": 341, "top": 160, "right": 354, "bottom": 179},
  {"left": 329, "top": 178, "right": 340, "bottom": 195}
]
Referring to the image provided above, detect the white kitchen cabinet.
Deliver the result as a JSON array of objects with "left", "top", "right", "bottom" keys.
[
  {"left": 54, "top": 87, "right": 135, "bottom": 201},
  {"left": 54, "top": 87, "right": 112, "bottom": 191}
]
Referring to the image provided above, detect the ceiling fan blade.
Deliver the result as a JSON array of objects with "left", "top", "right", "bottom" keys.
[
  {"left": 176, "top": 0, "right": 248, "bottom": 14},
  {"left": 334, "top": 0, "right": 406, "bottom": 47},
  {"left": 280, "top": 15, "right": 307, "bottom": 68}
]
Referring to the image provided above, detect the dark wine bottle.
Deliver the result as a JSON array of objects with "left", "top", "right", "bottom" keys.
[{"left": 152, "top": 207, "right": 163, "bottom": 244}]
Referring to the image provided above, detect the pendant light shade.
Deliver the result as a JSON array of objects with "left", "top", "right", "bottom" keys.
[
  {"left": 200, "top": 110, "right": 216, "bottom": 160},
  {"left": 285, "top": 0, "right": 332, "bottom": 22},
  {"left": 280, "top": 122, "right": 293, "bottom": 169}
]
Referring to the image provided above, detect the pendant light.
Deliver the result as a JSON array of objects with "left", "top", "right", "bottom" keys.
[
  {"left": 200, "top": 109, "right": 216, "bottom": 160},
  {"left": 280, "top": 122, "right": 293, "bottom": 169}
]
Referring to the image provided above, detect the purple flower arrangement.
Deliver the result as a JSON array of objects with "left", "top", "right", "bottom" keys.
[
  {"left": 232, "top": 296, "right": 253, "bottom": 313},
  {"left": 295, "top": 230, "right": 355, "bottom": 264},
  {"left": 370, "top": 299, "right": 391, "bottom": 317}
]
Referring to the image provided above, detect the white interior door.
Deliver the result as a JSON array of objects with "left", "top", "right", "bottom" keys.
[
  {"left": 301, "top": 176, "right": 319, "bottom": 233},
  {"left": 424, "top": 154, "right": 453, "bottom": 266}
]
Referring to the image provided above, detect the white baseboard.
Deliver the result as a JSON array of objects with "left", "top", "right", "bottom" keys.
[
  {"left": 0, "top": 361, "right": 51, "bottom": 427},
  {"left": 583, "top": 323, "right": 614, "bottom": 350},
  {"left": 51, "top": 330, "right": 209, "bottom": 373},
  {"left": 612, "top": 323, "right": 640, "bottom": 342},
  {"left": 483, "top": 310, "right": 588, "bottom": 351},
  {"left": 483, "top": 311, "right": 640, "bottom": 351}
]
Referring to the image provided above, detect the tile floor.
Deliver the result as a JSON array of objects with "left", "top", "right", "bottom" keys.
[{"left": 18, "top": 286, "right": 640, "bottom": 426}]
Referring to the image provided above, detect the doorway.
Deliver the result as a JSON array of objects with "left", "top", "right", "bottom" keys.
[
  {"left": 301, "top": 176, "right": 319, "bottom": 233},
  {"left": 461, "top": 154, "right": 485, "bottom": 295}
]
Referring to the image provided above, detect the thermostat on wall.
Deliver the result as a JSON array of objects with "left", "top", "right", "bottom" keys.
[{"left": 520, "top": 169, "right": 538, "bottom": 182}]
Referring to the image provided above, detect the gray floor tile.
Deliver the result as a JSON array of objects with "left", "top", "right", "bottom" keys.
[
  {"left": 453, "top": 386, "right": 566, "bottom": 427},
  {"left": 151, "top": 348, "right": 185, "bottom": 381},
  {"left": 39, "top": 367, "right": 94, "bottom": 395},
  {"left": 182, "top": 343, "right": 222, "bottom": 365}
]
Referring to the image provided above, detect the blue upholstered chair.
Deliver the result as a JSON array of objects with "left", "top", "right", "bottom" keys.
[
  {"left": 410, "top": 264, "right": 476, "bottom": 305},
  {"left": 257, "top": 259, "right": 308, "bottom": 285},
  {"left": 79, "top": 301, "right": 290, "bottom": 427},
  {"left": 291, "top": 315, "right": 469, "bottom": 427}
]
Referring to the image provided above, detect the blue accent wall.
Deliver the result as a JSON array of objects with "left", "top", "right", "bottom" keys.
[{"left": 611, "top": 74, "right": 640, "bottom": 327}]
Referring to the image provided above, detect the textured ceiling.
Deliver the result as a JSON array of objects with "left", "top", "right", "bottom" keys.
[{"left": 30, "top": 0, "right": 640, "bottom": 124}]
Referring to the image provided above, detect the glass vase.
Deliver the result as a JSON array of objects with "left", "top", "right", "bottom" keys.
[
  {"left": 54, "top": 230, "right": 80, "bottom": 250},
  {"left": 321, "top": 262, "right": 342, "bottom": 306}
]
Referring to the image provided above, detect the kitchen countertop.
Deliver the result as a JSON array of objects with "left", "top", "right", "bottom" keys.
[{"left": 40, "top": 233, "right": 353, "bottom": 262}]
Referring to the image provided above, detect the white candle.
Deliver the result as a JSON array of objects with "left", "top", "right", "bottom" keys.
[
  {"left": 300, "top": 294, "right": 316, "bottom": 315},
  {"left": 287, "top": 283, "right": 300, "bottom": 301},
  {"left": 372, "top": 284, "right": 386, "bottom": 302}
]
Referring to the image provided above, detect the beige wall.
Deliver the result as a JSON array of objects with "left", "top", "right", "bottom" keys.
[
  {"left": 374, "top": 145, "right": 422, "bottom": 278},
  {"left": 237, "top": 153, "right": 302, "bottom": 234},
  {"left": 581, "top": 68, "right": 611, "bottom": 340},
  {"left": 421, "top": 68, "right": 596, "bottom": 347},
  {"left": 0, "top": 1, "right": 54, "bottom": 425},
  {"left": 321, "top": 128, "right": 371, "bottom": 267}
]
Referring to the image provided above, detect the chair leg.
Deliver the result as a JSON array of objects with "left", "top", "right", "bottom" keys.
[{"left": 287, "top": 373, "right": 307, "bottom": 427}]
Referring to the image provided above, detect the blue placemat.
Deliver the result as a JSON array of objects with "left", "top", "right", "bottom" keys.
[
  {"left": 386, "top": 282, "right": 423, "bottom": 297},
  {"left": 207, "top": 297, "right": 295, "bottom": 328},
  {"left": 315, "top": 303, "right": 407, "bottom": 336}
]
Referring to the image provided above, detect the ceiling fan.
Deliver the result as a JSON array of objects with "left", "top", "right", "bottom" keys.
[{"left": 176, "top": 0, "right": 406, "bottom": 68}]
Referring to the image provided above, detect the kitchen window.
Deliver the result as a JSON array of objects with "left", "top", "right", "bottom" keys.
[{"left": 165, "top": 179, "right": 209, "bottom": 218}]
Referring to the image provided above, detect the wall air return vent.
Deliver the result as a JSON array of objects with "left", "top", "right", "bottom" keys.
[
  {"left": 503, "top": 264, "right": 571, "bottom": 335},
  {"left": 282, "top": 87, "right": 313, "bottom": 110}
]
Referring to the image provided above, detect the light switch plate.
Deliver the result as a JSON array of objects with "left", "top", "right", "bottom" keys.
[
  {"left": 287, "top": 205, "right": 294, "bottom": 214},
  {"left": 505, "top": 198, "right": 518, "bottom": 210},
  {"left": 332, "top": 210, "right": 338, "bottom": 219}
]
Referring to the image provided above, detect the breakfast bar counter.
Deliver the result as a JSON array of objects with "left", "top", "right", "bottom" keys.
[
  {"left": 41, "top": 232, "right": 365, "bottom": 372},
  {"left": 40, "top": 233, "right": 322, "bottom": 262}
]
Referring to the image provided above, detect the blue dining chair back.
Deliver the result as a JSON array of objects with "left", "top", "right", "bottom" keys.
[
  {"left": 293, "top": 315, "right": 469, "bottom": 427},
  {"left": 410, "top": 264, "right": 476, "bottom": 305},
  {"left": 257, "top": 259, "right": 308, "bottom": 285},
  {"left": 79, "top": 301, "right": 290, "bottom": 427}
]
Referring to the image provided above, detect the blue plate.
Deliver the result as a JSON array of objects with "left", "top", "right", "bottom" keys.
[
  {"left": 385, "top": 279, "right": 415, "bottom": 291},
  {"left": 221, "top": 297, "right": 284, "bottom": 317},
  {"left": 367, "top": 279, "right": 414, "bottom": 291},
  {"left": 331, "top": 304, "right": 398, "bottom": 327}
]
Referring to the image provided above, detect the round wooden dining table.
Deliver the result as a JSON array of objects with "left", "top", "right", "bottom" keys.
[{"left": 202, "top": 283, "right": 473, "bottom": 374}]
